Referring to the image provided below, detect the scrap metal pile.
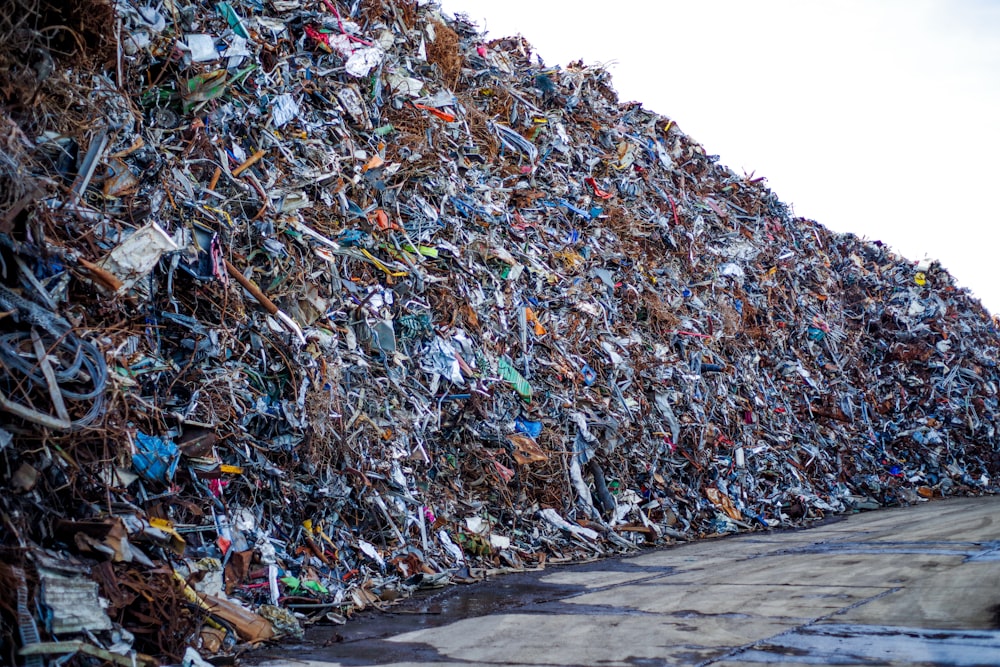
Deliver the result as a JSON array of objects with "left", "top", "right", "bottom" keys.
[{"left": 1, "top": 0, "right": 997, "bottom": 663}]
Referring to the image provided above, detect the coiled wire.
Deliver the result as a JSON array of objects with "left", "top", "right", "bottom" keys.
[
  {"left": 0, "top": 331, "right": 107, "bottom": 426},
  {"left": 0, "top": 283, "right": 107, "bottom": 428}
]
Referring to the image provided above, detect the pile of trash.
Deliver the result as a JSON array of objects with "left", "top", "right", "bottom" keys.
[{"left": 1, "top": 0, "right": 997, "bottom": 663}]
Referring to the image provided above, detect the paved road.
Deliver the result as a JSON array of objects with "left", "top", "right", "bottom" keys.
[{"left": 253, "top": 497, "right": 1000, "bottom": 667}]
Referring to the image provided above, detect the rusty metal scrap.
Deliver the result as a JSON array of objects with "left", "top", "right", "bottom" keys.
[{"left": 0, "top": 0, "right": 998, "bottom": 663}]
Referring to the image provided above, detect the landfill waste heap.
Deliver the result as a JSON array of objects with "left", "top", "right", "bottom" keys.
[{"left": 0, "top": 0, "right": 997, "bottom": 664}]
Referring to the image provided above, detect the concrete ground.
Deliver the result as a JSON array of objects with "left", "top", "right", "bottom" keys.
[{"left": 252, "top": 496, "right": 1000, "bottom": 667}]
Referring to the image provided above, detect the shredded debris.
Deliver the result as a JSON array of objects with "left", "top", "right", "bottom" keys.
[{"left": 0, "top": 0, "right": 996, "bottom": 663}]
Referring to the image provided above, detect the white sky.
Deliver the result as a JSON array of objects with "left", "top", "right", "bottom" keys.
[{"left": 437, "top": 0, "right": 1000, "bottom": 313}]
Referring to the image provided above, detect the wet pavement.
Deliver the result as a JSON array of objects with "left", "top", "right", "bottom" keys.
[{"left": 249, "top": 497, "right": 1000, "bottom": 667}]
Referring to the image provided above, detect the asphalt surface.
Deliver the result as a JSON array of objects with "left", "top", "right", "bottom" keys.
[{"left": 249, "top": 496, "right": 1000, "bottom": 667}]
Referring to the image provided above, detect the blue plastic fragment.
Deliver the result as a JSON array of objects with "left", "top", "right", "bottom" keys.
[
  {"left": 558, "top": 198, "right": 591, "bottom": 219},
  {"left": 132, "top": 432, "right": 180, "bottom": 484},
  {"left": 515, "top": 417, "right": 543, "bottom": 438},
  {"left": 337, "top": 229, "right": 368, "bottom": 247},
  {"left": 807, "top": 326, "right": 826, "bottom": 341}
]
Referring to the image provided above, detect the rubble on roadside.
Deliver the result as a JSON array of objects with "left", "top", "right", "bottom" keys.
[{"left": 0, "top": 0, "right": 997, "bottom": 664}]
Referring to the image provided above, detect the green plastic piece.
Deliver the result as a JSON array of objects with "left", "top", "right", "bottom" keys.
[
  {"left": 184, "top": 71, "right": 229, "bottom": 111},
  {"left": 217, "top": 2, "right": 249, "bottom": 39},
  {"left": 402, "top": 244, "right": 439, "bottom": 258},
  {"left": 498, "top": 358, "right": 532, "bottom": 402},
  {"left": 303, "top": 580, "right": 328, "bottom": 594}
]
